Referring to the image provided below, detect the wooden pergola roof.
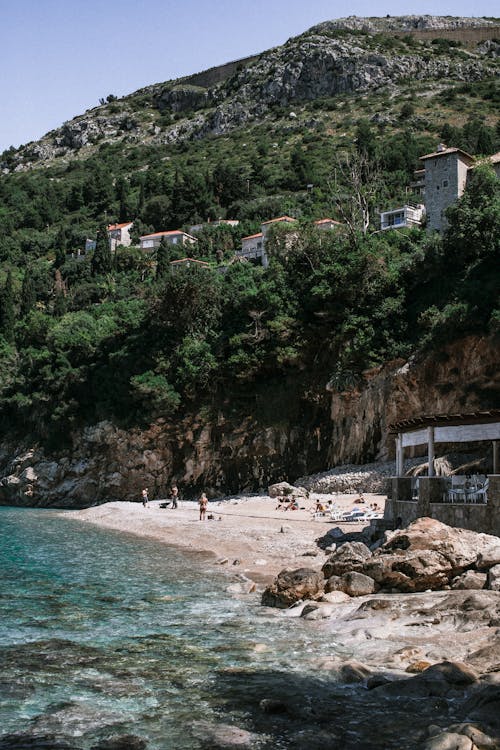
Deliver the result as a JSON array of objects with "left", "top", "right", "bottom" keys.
[{"left": 389, "top": 410, "right": 500, "bottom": 434}]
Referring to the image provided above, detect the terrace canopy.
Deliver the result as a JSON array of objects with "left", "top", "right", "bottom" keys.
[{"left": 390, "top": 410, "right": 500, "bottom": 477}]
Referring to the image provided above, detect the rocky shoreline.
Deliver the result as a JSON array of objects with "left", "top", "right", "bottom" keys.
[
  {"left": 63, "top": 496, "right": 500, "bottom": 748},
  {"left": 259, "top": 517, "right": 500, "bottom": 749}
]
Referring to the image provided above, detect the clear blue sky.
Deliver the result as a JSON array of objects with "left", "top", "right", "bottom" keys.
[{"left": 1, "top": 0, "right": 498, "bottom": 153}]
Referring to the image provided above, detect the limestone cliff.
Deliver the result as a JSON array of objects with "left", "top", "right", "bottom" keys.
[
  {"left": 328, "top": 335, "right": 500, "bottom": 466},
  {"left": 1, "top": 335, "right": 497, "bottom": 508}
]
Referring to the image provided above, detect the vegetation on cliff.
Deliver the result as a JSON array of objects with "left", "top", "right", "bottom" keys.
[{"left": 0, "top": 19, "right": 498, "bottom": 444}]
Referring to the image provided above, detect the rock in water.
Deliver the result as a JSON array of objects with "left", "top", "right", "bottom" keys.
[{"left": 261, "top": 568, "right": 324, "bottom": 608}]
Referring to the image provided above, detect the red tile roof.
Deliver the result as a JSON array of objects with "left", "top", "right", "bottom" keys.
[
  {"left": 314, "top": 218, "right": 341, "bottom": 225},
  {"left": 241, "top": 232, "right": 264, "bottom": 241},
  {"left": 108, "top": 222, "right": 133, "bottom": 231},
  {"left": 261, "top": 216, "right": 296, "bottom": 225},
  {"left": 420, "top": 147, "right": 474, "bottom": 163}
]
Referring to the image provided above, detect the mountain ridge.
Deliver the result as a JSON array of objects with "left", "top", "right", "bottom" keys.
[{"left": 3, "top": 15, "right": 498, "bottom": 173}]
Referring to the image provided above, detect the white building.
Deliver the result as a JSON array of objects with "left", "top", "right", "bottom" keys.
[
  {"left": 380, "top": 204, "right": 425, "bottom": 231},
  {"left": 314, "top": 218, "right": 342, "bottom": 231},
  {"left": 108, "top": 222, "right": 134, "bottom": 251},
  {"left": 139, "top": 230, "right": 198, "bottom": 252},
  {"left": 239, "top": 232, "right": 266, "bottom": 266},
  {"left": 237, "top": 216, "right": 297, "bottom": 267}
]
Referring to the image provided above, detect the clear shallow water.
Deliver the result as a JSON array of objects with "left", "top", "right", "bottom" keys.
[{"left": 0, "top": 507, "right": 336, "bottom": 749}]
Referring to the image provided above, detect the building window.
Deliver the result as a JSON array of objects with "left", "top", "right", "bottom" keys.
[{"left": 442, "top": 179, "right": 448, "bottom": 188}]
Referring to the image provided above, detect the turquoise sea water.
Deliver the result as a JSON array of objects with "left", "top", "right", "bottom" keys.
[{"left": 0, "top": 507, "right": 337, "bottom": 749}]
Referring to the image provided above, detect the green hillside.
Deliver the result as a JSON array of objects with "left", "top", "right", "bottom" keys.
[{"left": 0, "top": 19, "right": 499, "bottom": 446}]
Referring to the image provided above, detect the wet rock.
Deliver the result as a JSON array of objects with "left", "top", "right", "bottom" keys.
[
  {"left": 461, "top": 685, "right": 500, "bottom": 737},
  {"left": 91, "top": 736, "right": 147, "bottom": 750},
  {"left": 320, "top": 590, "right": 351, "bottom": 604},
  {"left": 301, "top": 603, "right": 336, "bottom": 620},
  {"left": 226, "top": 581, "right": 256, "bottom": 595},
  {"left": 421, "top": 732, "right": 474, "bottom": 750},
  {"left": 191, "top": 720, "right": 261, "bottom": 748},
  {"left": 446, "top": 723, "right": 499, "bottom": 749},
  {"left": 451, "top": 571, "right": 487, "bottom": 590},
  {"left": 406, "top": 661, "right": 432, "bottom": 673},
  {"left": 422, "top": 661, "right": 479, "bottom": 686},
  {"left": 339, "top": 660, "right": 372, "bottom": 683},
  {"left": 322, "top": 541, "right": 372, "bottom": 578},
  {"left": 261, "top": 568, "right": 324, "bottom": 608},
  {"left": 259, "top": 698, "right": 288, "bottom": 714},
  {"left": 374, "top": 660, "right": 478, "bottom": 700},
  {"left": 0, "top": 735, "right": 77, "bottom": 749}
]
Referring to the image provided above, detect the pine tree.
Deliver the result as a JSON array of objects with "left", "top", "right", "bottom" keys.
[
  {"left": 156, "top": 236, "right": 171, "bottom": 279},
  {"left": 0, "top": 270, "right": 15, "bottom": 342},
  {"left": 54, "top": 227, "right": 68, "bottom": 268},
  {"left": 91, "top": 225, "right": 113, "bottom": 276},
  {"left": 20, "top": 269, "right": 36, "bottom": 317}
]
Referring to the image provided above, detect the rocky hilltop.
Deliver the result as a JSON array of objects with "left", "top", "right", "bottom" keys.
[{"left": 6, "top": 15, "right": 499, "bottom": 171}]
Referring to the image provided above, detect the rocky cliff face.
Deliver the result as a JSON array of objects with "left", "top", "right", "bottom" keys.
[
  {"left": 328, "top": 335, "right": 500, "bottom": 466},
  {"left": 0, "top": 411, "right": 331, "bottom": 508},
  {"left": 1, "top": 335, "right": 497, "bottom": 508},
  {"left": 5, "top": 16, "right": 498, "bottom": 171}
]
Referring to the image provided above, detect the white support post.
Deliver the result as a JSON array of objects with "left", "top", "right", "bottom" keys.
[
  {"left": 396, "top": 434, "right": 404, "bottom": 477},
  {"left": 428, "top": 426, "right": 435, "bottom": 477}
]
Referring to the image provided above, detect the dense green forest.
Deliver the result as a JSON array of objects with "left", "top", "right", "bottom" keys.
[{"left": 0, "top": 70, "right": 499, "bottom": 445}]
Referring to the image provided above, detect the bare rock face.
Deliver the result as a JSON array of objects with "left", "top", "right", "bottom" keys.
[
  {"left": 261, "top": 568, "right": 324, "bottom": 608},
  {"left": 487, "top": 564, "right": 500, "bottom": 591}
]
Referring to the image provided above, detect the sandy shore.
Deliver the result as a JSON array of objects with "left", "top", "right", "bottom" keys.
[{"left": 64, "top": 492, "right": 386, "bottom": 585}]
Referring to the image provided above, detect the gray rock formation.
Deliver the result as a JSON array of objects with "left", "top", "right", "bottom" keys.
[{"left": 261, "top": 568, "right": 324, "bottom": 608}]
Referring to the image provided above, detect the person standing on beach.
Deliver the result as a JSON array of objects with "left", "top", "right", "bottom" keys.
[
  {"left": 141, "top": 488, "right": 149, "bottom": 507},
  {"left": 170, "top": 485, "right": 179, "bottom": 509},
  {"left": 199, "top": 492, "right": 208, "bottom": 521}
]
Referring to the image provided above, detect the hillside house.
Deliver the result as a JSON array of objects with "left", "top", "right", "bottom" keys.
[
  {"left": 260, "top": 215, "right": 296, "bottom": 238},
  {"left": 108, "top": 222, "right": 133, "bottom": 251},
  {"left": 420, "top": 146, "right": 474, "bottom": 232},
  {"left": 237, "top": 216, "right": 297, "bottom": 267},
  {"left": 239, "top": 232, "right": 266, "bottom": 266},
  {"left": 380, "top": 203, "right": 425, "bottom": 231},
  {"left": 189, "top": 219, "right": 239, "bottom": 234},
  {"left": 139, "top": 230, "right": 197, "bottom": 251},
  {"left": 314, "top": 218, "right": 342, "bottom": 230}
]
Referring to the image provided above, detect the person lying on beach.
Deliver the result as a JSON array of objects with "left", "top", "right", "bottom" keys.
[
  {"left": 275, "top": 495, "right": 287, "bottom": 510},
  {"left": 285, "top": 499, "right": 299, "bottom": 511}
]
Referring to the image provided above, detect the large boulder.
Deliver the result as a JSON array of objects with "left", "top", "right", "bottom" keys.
[
  {"left": 267, "top": 481, "right": 308, "bottom": 501},
  {"left": 359, "top": 518, "right": 500, "bottom": 593},
  {"left": 487, "top": 564, "right": 500, "bottom": 591},
  {"left": 322, "top": 541, "right": 372, "bottom": 578},
  {"left": 261, "top": 568, "right": 324, "bottom": 608}
]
